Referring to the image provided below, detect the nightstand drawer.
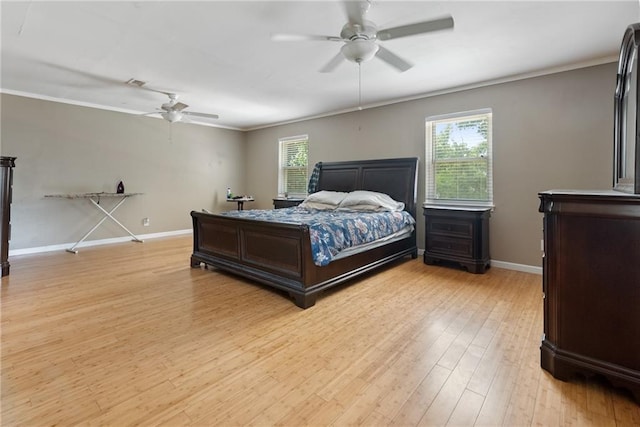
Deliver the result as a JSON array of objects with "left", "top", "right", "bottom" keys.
[
  {"left": 428, "top": 218, "right": 473, "bottom": 238},
  {"left": 426, "top": 235, "right": 473, "bottom": 257}
]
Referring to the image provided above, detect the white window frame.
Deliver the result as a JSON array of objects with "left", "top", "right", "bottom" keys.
[
  {"left": 425, "top": 109, "right": 493, "bottom": 206},
  {"left": 278, "top": 134, "right": 309, "bottom": 198}
]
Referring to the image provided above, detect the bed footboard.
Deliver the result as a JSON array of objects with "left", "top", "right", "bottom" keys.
[
  {"left": 191, "top": 210, "right": 320, "bottom": 306},
  {"left": 190, "top": 210, "right": 417, "bottom": 308}
]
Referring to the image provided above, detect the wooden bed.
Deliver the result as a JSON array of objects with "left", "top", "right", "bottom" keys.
[{"left": 190, "top": 157, "right": 419, "bottom": 308}]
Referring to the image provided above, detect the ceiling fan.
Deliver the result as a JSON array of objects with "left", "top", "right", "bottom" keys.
[
  {"left": 272, "top": 0, "right": 454, "bottom": 72},
  {"left": 126, "top": 79, "right": 219, "bottom": 123},
  {"left": 144, "top": 92, "right": 219, "bottom": 123}
]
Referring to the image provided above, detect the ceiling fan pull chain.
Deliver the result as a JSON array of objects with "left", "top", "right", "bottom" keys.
[{"left": 358, "top": 62, "right": 362, "bottom": 110}]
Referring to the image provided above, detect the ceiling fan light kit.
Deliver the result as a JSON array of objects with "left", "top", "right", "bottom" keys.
[
  {"left": 161, "top": 110, "right": 183, "bottom": 123},
  {"left": 341, "top": 39, "right": 379, "bottom": 63}
]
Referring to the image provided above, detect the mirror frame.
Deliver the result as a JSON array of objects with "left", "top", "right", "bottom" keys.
[{"left": 614, "top": 23, "right": 640, "bottom": 194}]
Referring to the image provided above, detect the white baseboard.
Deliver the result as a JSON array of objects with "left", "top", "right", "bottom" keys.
[
  {"left": 9, "top": 229, "right": 193, "bottom": 256},
  {"left": 417, "top": 249, "right": 542, "bottom": 275},
  {"left": 490, "top": 260, "right": 542, "bottom": 275}
]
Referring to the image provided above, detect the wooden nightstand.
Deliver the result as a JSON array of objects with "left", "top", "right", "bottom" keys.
[
  {"left": 423, "top": 205, "right": 491, "bottom": 273},
  {"left": 273, "top": 198, "right": 304, "bottom": 209}
]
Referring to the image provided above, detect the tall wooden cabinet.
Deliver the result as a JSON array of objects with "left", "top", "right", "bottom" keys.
[
  {"left": 539, "top": 190, "right": 640, "bottom": 402},
  {"left": 1, "top": 156, "right": 16, "bottom": 277}
]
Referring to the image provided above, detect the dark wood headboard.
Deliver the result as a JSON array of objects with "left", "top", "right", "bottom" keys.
[{"left": 316, "top": 157, "right": 419, "bottom": 218}]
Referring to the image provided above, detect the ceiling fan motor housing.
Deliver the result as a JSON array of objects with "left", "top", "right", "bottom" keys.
[
  {"left": 340, "top": 21, "right": 377, "bottom": 41},
  {"left": 161, "top": 110, "right": 182, "bottom": 123},
  {"left": 340, "top": 21, "right": 379, "bottom": 63}
]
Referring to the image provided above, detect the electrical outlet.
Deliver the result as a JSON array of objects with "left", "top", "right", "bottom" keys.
[{"left": 142, "top": 217, "right": 150, "bottom": 227}]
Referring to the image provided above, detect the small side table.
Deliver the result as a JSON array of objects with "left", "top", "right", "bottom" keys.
[
  {"left": 273, "top": 197, "right": 304, "bottom": 209},
  {"left": 423, "top": 205, "right": 491, "bottom": 273},
  {"left": 227, "top": 197, "right": 254, "bottom": 210}
]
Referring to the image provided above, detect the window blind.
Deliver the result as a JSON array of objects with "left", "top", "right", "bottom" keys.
[
  {"left": 279, "top": 135, "right": 309, "bottom": 197},
  {"left": 425, "top": 109, "right": 493, "bottom": 204}
]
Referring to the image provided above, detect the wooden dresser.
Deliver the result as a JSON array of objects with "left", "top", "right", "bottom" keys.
[
  {"left": 539, "top": 190, "right": 640, "bottom": 402},
  {"left": 1, "top": 156, "right": 16, "bottom": 277},
  {"left": 423, "top": 205, "right": 491, "bottom": 273}
]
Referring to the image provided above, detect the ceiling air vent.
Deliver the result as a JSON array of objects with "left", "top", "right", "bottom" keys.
[{"left": 125, "top": 78, "right": 146, "bottom": 87}]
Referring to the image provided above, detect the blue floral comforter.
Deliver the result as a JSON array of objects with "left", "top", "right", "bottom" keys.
[{"left": 219, "top": 207, "right": 415, "bottom": 266}]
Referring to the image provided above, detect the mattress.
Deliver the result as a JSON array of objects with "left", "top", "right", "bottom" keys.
[{"left": 219, "top": 207, "right": 415, "bottom": 266}]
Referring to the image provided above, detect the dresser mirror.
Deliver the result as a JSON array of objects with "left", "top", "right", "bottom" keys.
[{"left": 614, "top": 23, "right": 640, "bottom": 193}]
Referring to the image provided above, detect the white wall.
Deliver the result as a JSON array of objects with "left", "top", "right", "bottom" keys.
[
  {"left": 1, "top": 94, "right": 246, "bottom": 250},
  {"left": 245, "top": 63, "right": 616, "bottom": 268}
]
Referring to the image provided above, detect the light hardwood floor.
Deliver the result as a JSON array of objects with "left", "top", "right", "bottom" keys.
[{"left": 2, "top": 236, "right": 639, "bottom": 426}]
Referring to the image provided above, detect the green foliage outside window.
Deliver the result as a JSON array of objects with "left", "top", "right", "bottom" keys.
[
  {"left": 428, "top": 113, "right": 492, "bottom": 202},
  {"left": 280, "top": 136, "right": 309, "bottom": 196}
]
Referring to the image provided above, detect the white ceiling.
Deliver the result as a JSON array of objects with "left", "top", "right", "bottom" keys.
[{"left": 1, "top": 1, "right": 638, "bottom": 130}]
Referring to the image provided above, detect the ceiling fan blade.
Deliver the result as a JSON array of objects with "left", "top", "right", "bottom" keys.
[
  {"left": 140, "top": 86, "right": 174, "bottom": 96},
  {"left": 343, "top": 0, "right": 370, "bottom": 27},
  {"left": 319, "top": 52, "right": 345, "bottom": 73},
  {"left": 375, "top": 45, "right": 412, "bottom": 72},
  {"left": 182, "top": 111, "right": 219, "bottom": 120},
  {"left": 377, "top": 16, "right": 454, "bottom": 41},
  {"left": 272, "top": 33, "right": 343, "bottom": 42},
  {"left": 125, "top": 78, "right": 174, "bottom": 96},
  {"left": 172, "top": 102, "right": 189, "bottom": 111}
]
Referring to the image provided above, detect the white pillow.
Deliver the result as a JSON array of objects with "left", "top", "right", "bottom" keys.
[
  {"left": 337, "top": 190, "right": 405, "bottom": 212},
  {"left": 298, "top": 190, "right": 348, "bottom": 210}
]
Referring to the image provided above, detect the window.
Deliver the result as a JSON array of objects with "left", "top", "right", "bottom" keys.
[
  {"left": 278, "top": 135, "right": 309, "bottom": 197},
  {"left": 425, "top": 109, "right": 493, "bottom": 205}
]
